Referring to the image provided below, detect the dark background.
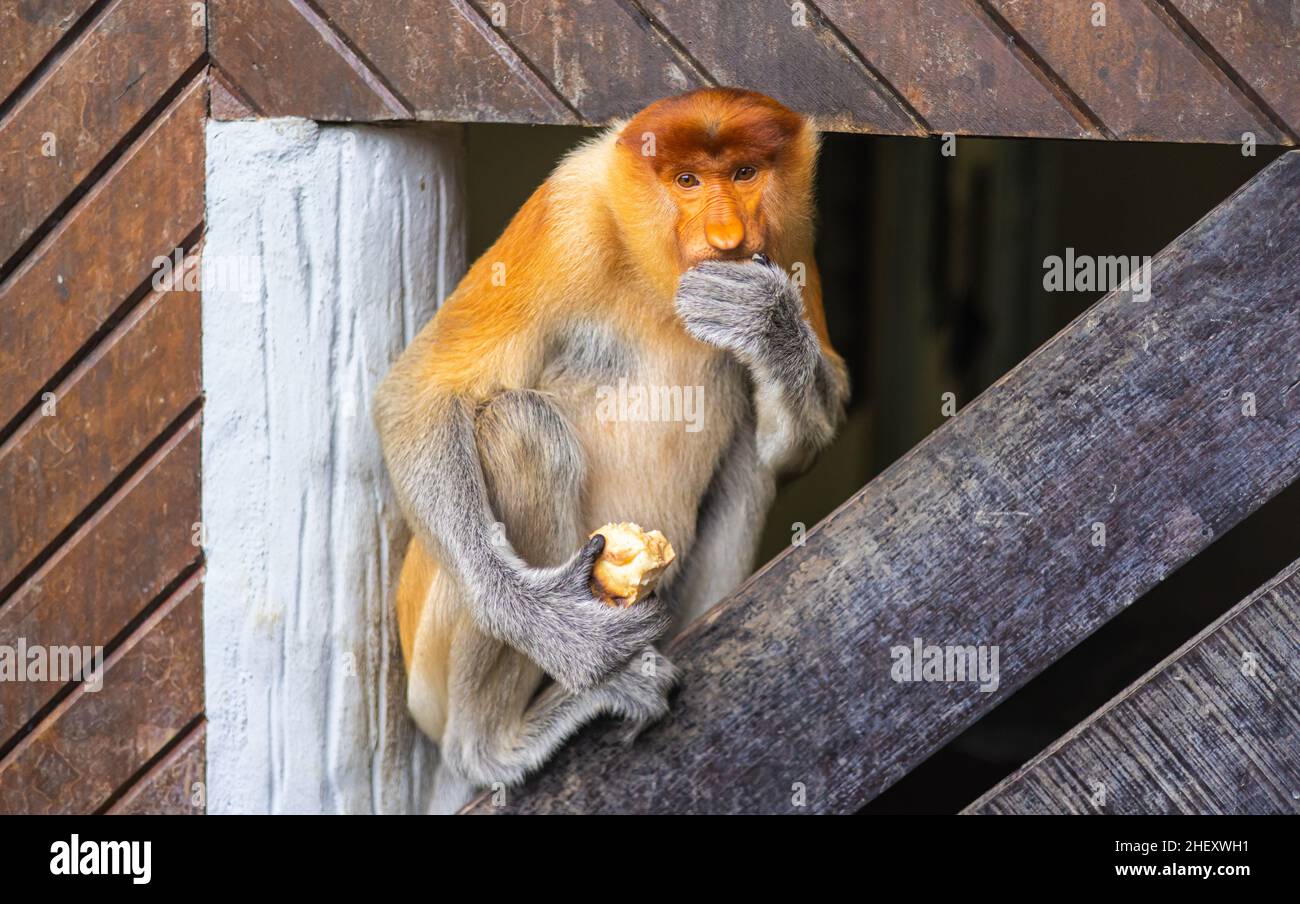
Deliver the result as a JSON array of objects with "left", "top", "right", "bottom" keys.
[{"left": 463, "top": 125, "right": 1293, "bottom": 812}]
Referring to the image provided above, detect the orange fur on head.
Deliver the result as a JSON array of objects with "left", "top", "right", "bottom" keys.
[
  {"left": 418, "top": 88, "right": 827, "bottom": 394},
  {"left": 611, "top": 88, "right": 820, "bottom": 292}
]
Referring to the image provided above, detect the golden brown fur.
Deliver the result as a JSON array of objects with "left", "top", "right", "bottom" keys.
[{"left": 378, "top": 89, "right": 845, "bottom": 801}]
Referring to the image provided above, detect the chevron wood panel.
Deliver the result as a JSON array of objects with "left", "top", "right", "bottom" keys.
[
  {"left": 0, "top": 0, "right": 97, "bottom": 102},
  {"left": 818, "top": 0, "right": 1093, "bottom": 137},
  {"left": 638, "top": 0, "right": 923, "bottom": 134},
  {"left": 483, "top": 0, "right": 705, "bottom": 122},
  {"left": 0, "top": 78, "right": 205, "bottom": 430},
  {"left": 107, "top": 720, "right": 206, "bottom": 815},
  {"left": 0, "top": 259, "right": 200, "bottom": 591},
  {"left": 985, "top": 0, "right": 1285, "bottom": 142},
  {"left": 0, "top": 0, "right": 205, "bottom": 271},
  {"left": 210, "top": 0, "right": 1299, "bottom": 143},
  {"left": 0, "top": 418, "right": 201, "bottom": 741},
  {"left": 1166, "top": 0, "right": 1300, "bottom": 135},
  {"left": 0, "top": 0, "right": 207, "bottom": 814},
  {"left": 210, "top": 0, "right": 407, "bottom": 120},
  {"left": 0, "top": 576, "right": 204, "bottom": 815}
]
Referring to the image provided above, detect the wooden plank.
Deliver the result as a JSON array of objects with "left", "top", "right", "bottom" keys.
[
  {"left": 466, "top": 151, "right": 1300, "bottom": 814},
  {"left": 0, "top": 257, "right": 201, "bottom": 592},
  {"left": 0, "top": 0, "right": 96, "bottom": 103},
  {"left": 0, "top": 417, "right": 200, "bottom": 740},
  {"left": 209, "top": 65, "right": 258, "bottom": 120},
  {"left": 1165, "top": 0, "right": 1300, "bottom": 137},
  {"left": 488, "top": 0, "right": 706, "bottom": 122},
  {"left": 0, "top": 75, "right": 205, "bottom": 431},
  {"left": 107, "top": 721, "right": 206, "bottom": 815},
  {"left": 0, "top": 575, "right": 203, "bottom": 815},
  {"left": 818, "top": 0, "right": 1091, "bottom": 138},
  {"left": 209, "top": 0, "right": 405, "bottom": 121},
  {"left": 636, "top": 0, "right": 921, "bottom": 134},
  {"left": 0, "top": 0, "right": 204, "bottom": 271},
  {"left": 966, "top": 558, "right": 1300, "bottom": 815},
  {"left": 985, "top": 0, "right": 1281, "bottom": 142},
  {"left": 307, "top": 0, "right": 577, "bottom": 123},
  {"left": 206, "top": 0, "right": 1298, "bottom": 143}
]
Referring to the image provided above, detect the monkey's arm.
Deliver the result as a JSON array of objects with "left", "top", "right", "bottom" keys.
[
  {"left": 675, "top": 259, "right": 849, "bottom": 477},
  {"left": 374, "top": 375, "right": 670, "bottom": 692}
]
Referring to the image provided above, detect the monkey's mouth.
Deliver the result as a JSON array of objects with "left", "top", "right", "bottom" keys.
[{"left": 692, "top": 247, "right": 762, "bottom": 264}]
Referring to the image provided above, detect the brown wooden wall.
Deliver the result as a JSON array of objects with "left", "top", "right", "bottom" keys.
[
  {"left": 0, "top": 0, "right": 206, "bottom": 814},
  {"left": 208, "top": 0, "right": 1299, "bottom": 144}
]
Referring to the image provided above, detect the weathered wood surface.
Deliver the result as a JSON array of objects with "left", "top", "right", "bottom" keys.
[
  {"left": 466, "top": 151, "right": 1300, "bottom": 814},
  {"left": 0, "top": 574, "right": 204, "bottom": 815},
  {"left": 0, "top": 0, "right": 96, "bottom": 102},
  {"left": 1166, "top": 0, "right": 1300, "bottom": 140},
  {"left": 818, "top": 0, "right": 1091, "bottom": 138},
  {"left": 0, "top": 257, "right": 201, "bottom": 593},
  {"left": 966, "top": 558, "right": 1300, "bottom": 815},
  {"left": 0, "top": 2, "right": 207, "bottom": 815},
  {"left": 311, "top": 0, "right": 577, "bottom": 123},
  {"left": 637, "top": 0, "right": 920, "bottom": 135},
  {"left": 107, "top": 721, "right": 206, "bottom": 815},
  {"left": 0, "top": 75, "right": 205, "bottom": 431},
  {"left": 488, "top": 0, "right": 703, "bottom": 123},
  {"left": 209, "top": 0, "right": 408, "bottom": 121},
  {"left": 0, "top": 0, "right": 204, "bottom": 273},
  {"left": 208, "top": 0, "right": 1300, "bottom": 143},
  {"left": 985, "top": 0, "right": 1282, "bottom": 142},
  {"left": 0, "top": 417, "right": 200, "bottom": 738}
]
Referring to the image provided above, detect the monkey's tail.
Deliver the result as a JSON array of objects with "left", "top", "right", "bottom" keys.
[{"left": 428, "top": 757, "right": 477, "bottom": 815}]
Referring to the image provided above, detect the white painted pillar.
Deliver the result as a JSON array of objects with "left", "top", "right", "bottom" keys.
[{"left": 203, "top": 120, "right": 466, "bottom": 813}]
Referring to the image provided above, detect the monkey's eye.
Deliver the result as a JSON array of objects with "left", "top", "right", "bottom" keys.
[
  {"left": 734, "top": 165, "right": 758, "bottom": 182},
  {"left": 675, "top": 172, "right": 700, "bottom": 189}
]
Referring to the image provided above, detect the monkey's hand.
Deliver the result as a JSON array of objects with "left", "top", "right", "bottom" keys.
[
  {"left": 674, "top": 255, "right": 807, "bottom": 367},
  {"left": 514, "top": 535, "right": 674, "bottom": 693},
  {"left": 675, "top": 256, "right": 849, "bottom": 476}
]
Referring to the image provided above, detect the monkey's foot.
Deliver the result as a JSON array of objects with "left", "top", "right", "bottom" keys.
[{"left": 601, "top": 647, "right": 680, "bottom": 745}]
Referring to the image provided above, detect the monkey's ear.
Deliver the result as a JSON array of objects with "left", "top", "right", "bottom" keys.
[{"left": 614, "top": 126, "right": 649, "bottom": 161}]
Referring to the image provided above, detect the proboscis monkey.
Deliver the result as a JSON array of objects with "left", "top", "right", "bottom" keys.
[{"left": 375, "top": 88, "right": 848, "bottom": 804}]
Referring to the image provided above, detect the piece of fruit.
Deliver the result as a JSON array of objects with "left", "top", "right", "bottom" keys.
[{"left": 589, "top": 522, "right": 676, "bottom": 607}]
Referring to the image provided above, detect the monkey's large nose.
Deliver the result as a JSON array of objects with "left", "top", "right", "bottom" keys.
[{"left": 704, "top": 213, "right": 745, "bottom": 252}]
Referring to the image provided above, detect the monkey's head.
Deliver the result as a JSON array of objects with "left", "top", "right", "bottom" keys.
[{"left": 612, "top": 88, "right": 818, "bottom": 288}]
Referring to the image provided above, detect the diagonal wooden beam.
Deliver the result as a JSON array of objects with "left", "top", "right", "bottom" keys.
[
  {"left": 965, "top": 556, "right": 1300, "bottom": 815},
  {"left": 466, "top": 151, "right": 1300, "bottom": 814}
]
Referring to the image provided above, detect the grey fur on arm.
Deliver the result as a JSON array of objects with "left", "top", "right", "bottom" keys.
[
  {"left": 373, "top": 389, "right": 670, "bottom": 692},
  {"left": 674, "top": 257, "right": 849, "bottom": 476}
]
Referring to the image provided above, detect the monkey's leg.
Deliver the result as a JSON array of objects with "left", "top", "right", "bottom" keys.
[
  {"left": 375, "top": 361, "right": 671, "bottom": 691},
  {"left": 401, "top": 388, "right": 581, "bottom": 748},
  {"left": 442, "top": 627, "right": 676, "bottom": 789},
  {"left": 434, "top": 390, "right": 677, "bottom": 788},
  {"left": 473, "top": 389, "right": 585, "bottom": 568}
]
